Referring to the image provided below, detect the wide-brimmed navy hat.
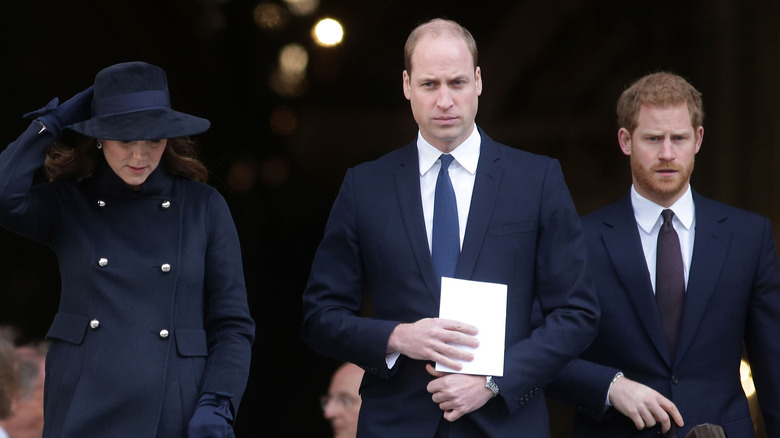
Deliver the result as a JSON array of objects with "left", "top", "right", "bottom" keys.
[{"left": 66, "top": 61, "right": 210, "bottom": 140}]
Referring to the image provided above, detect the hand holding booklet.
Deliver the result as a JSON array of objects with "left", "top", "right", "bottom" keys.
[{"left": 435, "top": 277, "right": 507, "bottom": 376}]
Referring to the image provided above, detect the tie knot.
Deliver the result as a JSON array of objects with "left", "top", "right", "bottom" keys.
[
  {"left": 440, "top": 154, "right": 454, "bottom": 170},
  {"left": 661, "top": 209, "right": 675, "bottom": 226}
]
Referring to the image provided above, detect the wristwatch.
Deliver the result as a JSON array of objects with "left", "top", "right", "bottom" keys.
[{"left": 485, "top": 376, "right": 500, "bottom": 397}]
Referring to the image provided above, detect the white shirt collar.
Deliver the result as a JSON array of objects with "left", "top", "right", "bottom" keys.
[
  {"left": 631, "top": 184, "right": 694, "bottom": 233},
  {"left": 418, "top": 124, "right": 481, "bottom": 176}
]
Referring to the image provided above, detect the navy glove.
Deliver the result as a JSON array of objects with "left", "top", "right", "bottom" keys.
[
  {"left": 23, "top": 85, "right": 94, "bottom": 136},
  {"left": 187, "top": 392, "right": 235, "bottom": 438}
]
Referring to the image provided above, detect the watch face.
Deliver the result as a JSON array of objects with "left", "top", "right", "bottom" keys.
[{"left": 486, "top": 377, "right": 499, "bottom": 395}]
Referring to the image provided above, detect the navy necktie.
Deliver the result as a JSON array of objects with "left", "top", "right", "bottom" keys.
[
  {"left": 432, "top": 154, "right": 459, "bottom": 280},
  {"left": 656, "top": 209, "right": 685, "bottom": 362}
]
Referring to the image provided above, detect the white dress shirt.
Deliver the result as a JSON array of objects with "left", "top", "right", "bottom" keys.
[
  {"left": 418, "top": 126, "right": 480, "bottom": 252},
  {"left": 631, "top": 185, "right": 695, "bottom": 291}
]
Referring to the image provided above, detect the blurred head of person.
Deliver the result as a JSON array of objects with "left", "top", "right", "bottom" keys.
[
  {"left": 1, "top": 341, "right": 48, "bottom": 438},
  {"left": 321, "top": 363, "right": 363, "bottom": 438}
]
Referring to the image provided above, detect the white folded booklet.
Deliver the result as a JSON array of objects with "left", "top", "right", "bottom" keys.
[{"left": 435, "top": 277, "right": 507, "bottom": 376}]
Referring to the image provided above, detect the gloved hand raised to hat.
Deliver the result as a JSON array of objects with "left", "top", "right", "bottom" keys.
[{"left": 23, "top": 85, "right": 94, "bottom": 136}]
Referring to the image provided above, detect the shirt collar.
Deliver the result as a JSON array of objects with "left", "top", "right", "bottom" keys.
[
  {"left": 417, "top": 124, "right": 481, "bottom": 176},
  {"left": 631, "top": 184, "right": 694, "bottom": 233}
]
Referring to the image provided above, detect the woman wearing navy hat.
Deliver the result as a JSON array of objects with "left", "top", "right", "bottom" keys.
[{"left": 0, "top": 62, "right": 255, "bottom": 437}]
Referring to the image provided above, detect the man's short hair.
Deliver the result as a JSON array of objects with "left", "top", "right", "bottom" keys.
[
  {"left": 617, "top": 72, "right": 704, "bottom": 133},
  {"left": 404, "top": 18, "right": 478, "bottom": 74}
]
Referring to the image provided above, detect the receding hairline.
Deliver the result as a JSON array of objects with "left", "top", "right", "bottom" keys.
[{"left": 404, "top": 18, "right": 479, "bottom": 73}]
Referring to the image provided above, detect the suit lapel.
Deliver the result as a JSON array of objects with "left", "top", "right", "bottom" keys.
[
  {"left": 601, "top": 195, "right": 672, "bottom": 364},
  {"left": 457, "top": 133, "right": 501, "bottom": 280},
  {"left": 394, "top": 143, "right": 441, "bottom": 303},
  {"left": 675, "top": 193, "right": 730, "bottom": 364}
]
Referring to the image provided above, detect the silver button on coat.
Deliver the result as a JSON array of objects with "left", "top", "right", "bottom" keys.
[
  {"left": 159, "top": 330, "right": 169, "bottom": 339},
  {"left": 98, "top": 258, "right": 108, "bottom": 267}
]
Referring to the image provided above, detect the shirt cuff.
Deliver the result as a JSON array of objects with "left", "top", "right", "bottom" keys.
[{"left": 385, "top": 351, "right": 400, "bottom": 369}]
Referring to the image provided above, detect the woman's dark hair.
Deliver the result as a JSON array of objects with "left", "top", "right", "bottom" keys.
[{"left": 45, "top": 135, "right": 209, "bottom": 183}]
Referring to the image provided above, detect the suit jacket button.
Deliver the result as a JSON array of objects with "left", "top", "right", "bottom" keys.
[
  {"left": 159, "top": 329, "right": 170, "bottom": 339},
  {"left": 672, "top": 375, "right": 679, "bottom": 384},
  {"left": 161, "top": 200, "right": 171, "bottom": 209},
  {"left": 98, "top": 258, "right": 108, "bottom": 267},
  {"left": 161, "top": 264, "right": 171, "bottom": 273},
  {"left": 97, "top": 200, "right": 106, "bottom": 207},
  {"left": 89, "top": 319, "right": 100, "bottom": 329}
]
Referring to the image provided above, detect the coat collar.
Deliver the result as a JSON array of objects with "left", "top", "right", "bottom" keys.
[
  {"left": 91, "top": 159, "right": 174, "bottom": 197},
  {"left": 675, "top": 193, "right": 730, "bottom": 364},
  {"left": 600, "top": 194, "right": 670, "bottom": 363}
]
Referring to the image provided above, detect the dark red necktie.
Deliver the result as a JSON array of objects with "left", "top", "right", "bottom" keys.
[{"left": 656, "top": 209, "right": 685, "bottom": 362}]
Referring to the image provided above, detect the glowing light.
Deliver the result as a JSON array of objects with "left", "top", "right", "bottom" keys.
[
  {"left": 253, "top": 2, "right": 287, "bottom": 30},
  {"left": 270, "top": 106, "right": 298, "bottom": 136},
  {"left": 226, "top": 160, "right": 258, "bottom": 192},
  {"left": 284, "top": 0, "right": 319, "bottom": 16},
  {"left": 279, "top": 43, "right": 309, "bottom": 75},
  {"left": 269, "top": 69, "right": 308, "bottom": 97},
  {"left": 270, "top": 44, "right": 309, "bottom": 97},
  {"left": 741, "top": 359, "right": 756, "bottom": 397},
  {"left": 312, "top": 18, "right": 344, "bottom": 47},
  {"left": 260, "top": 157, "right": 291, "bottom": 187}
]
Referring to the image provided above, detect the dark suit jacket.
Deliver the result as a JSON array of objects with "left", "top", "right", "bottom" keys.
[
  {"left": 547, "top": 192, "right": 780, "bottom": 437},
  {"left": 0, "top": 123, "right": 255, "bottom": 437},
  {"left": 302, "top": 128, "right": 599, "bottom": 437}
]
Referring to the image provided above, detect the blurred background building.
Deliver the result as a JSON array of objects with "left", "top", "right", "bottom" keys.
[{"left": 1, "top": 0, "right": 778, "bottom": 436}]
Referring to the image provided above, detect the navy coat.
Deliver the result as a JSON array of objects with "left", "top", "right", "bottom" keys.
[
  {"left": 0, "top": 123, "right": 255, "bottom": 437},
  {"left": 302, "top": 129, "right": 600, "bottom": 437},
  {"left": 547, "top": 192, "right": 780, "bottom": 437}
]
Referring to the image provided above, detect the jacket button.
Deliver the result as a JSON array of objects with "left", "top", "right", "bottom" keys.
[
  {"left": 97, "top": 200, "right": 106, "bottom": 207},
  {"left": 89, "top": 319, "right": 100, "bottom": 329},
  {"left": 159, "top": 329, "right": 170, "bottom": 339},
  {"left": 161, "top": 264, "right": 171, "bottom": 273},
  {"left": 672, "top": 375, "right": 679, "bottom": 384},
  {"left": 161, "top": 200, "right": 171, "bottom": 209},
  {"left": 98, "top": 258, "right": 108, "bottom": 267}
]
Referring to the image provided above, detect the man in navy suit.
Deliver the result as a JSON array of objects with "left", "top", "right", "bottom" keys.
[
  {"left": 547, "top": 72, "right": 780, "bottom": 437},
  {"left": 302, "top": 18, "right": 600, "bottom": 437}
]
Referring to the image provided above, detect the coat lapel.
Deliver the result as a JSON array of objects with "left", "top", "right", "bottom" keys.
[
  {"left": 601, "top": 195, "right": 672, "bottom": 364},
  {"left": 457, "top": 133, "right": 501, "bottom": 280},
  {"left": 675, "top": 193, "right": 730, "bottom": 364},
  {"left": 394, "top": 143, "right": 441, "bottom": 303}
]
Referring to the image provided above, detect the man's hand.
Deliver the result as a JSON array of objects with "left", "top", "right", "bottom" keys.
[
  {"left": 387, "top": 318, "right": 479, "bottom": 371},
  {"left": 608, "top": 376, "right": 684, "bottom": 433},
  {"left": 425, "top": 364, "right": 493, "bottom": 421}
]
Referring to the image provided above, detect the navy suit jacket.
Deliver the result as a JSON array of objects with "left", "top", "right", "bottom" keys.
[
  {"left": 547, "top": 192, "right": 780, "bottom": 437},
  {"left": 302, "top": 129, "right": 599, "bottom": 437}
]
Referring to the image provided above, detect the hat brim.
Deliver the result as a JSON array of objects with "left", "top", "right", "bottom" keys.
[{"left": 65, "top": 108, "right": 210, "bottom": 141}]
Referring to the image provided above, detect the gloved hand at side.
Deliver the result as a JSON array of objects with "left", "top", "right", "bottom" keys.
[{"left": 187, "top": 392, "right": 235, "bottom": 438}]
